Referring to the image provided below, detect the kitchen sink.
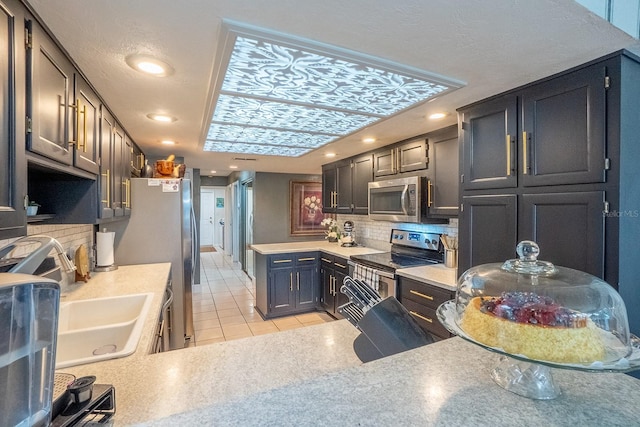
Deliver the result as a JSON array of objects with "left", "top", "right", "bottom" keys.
[{"left": 55, "top": 293, "right": 154, "bottom": 368}]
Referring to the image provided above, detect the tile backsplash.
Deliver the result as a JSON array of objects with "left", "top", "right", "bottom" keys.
[
  {"left": 0, "top": 224, "right": 94, "bottom": 287},
  {"left": 337, "top": 214, "right": 458, "bottom": 251}
]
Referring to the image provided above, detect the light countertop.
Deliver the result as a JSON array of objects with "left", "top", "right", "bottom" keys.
[
  {"left": 148, "top": 336, "right": 640, "bottom": 426},
  {"left": 57, "top": 264, "right": 640, "bottom": 426},
  {"left": 251, "top": 240, "right": 383, "bottom": 258},
  {"left": 396, "top": 264, "right": 458, "bottom": 291}
]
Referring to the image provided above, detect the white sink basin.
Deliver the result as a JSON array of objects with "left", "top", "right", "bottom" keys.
[{"left": 55, "top": 293, "right": 154, "bottom": 368}]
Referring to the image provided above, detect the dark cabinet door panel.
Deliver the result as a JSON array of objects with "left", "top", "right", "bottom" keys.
[
  {"left": 269, "top": 269, "right": 295, "bottom": 314},
  {"left": 322, "top": 166, "right": 336, "bottom": 213},
  {"left": 398, "top": 138, "right": 428, "bottom": 173},
  {"left": 0, "top": 1, "right": 26, "bottom": 238},
  {"left": 429, "top": 126, "right": 459, "bottom": 217},
  {"left": 336, "top": 160, "right": 353, "bottom": 214},
  {"left": 73, "top": 75, "right": 100, "bottom": 174},
  {"left": 352, "top": 154, "right": 372, "bottom": 214},
  {"left": 521, "top": 64, "right": 606, "bottom": 186},
  {"left": 373, "top": 149, "right": 395, "bottom": 177},
  {"left": 461, "top": 95, "right": 518, "bottom": 190},
  {"left": 296, "top": 266, "right": 316, "bottom": 309},
  {"left": 459, "top": 194, "right": 517, "bottom": 273},
  {"left": 27, "top": 20, "right": 73, "bottom": 165},
  {"left": 520, "top": 191, "right": 605, "bottom": 278}
]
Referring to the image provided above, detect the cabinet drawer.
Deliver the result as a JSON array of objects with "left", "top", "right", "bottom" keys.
[
  {"left": 400, "top": 279, "right": 453, "bottom": 309},
  {"left": 402, "top": 299, "right": 451, "bottom": 339},
  {"left": 269, "top": 254, "right": 295, "bottom": 268},
  {"left": 333, "top": 257, "right": 349, "bottom": 274},
  {"left": 295, "top": 252, "right": 318, "bottom": 265}
]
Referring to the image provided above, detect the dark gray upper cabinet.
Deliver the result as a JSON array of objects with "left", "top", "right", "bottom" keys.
[
  {"left": 351, "top": 154, "right": 373, "bottom": 215},
  {"left": 460, "top": 95, "right": 518, "bottom": 191},
  {"left": 322, "top": 155, "right": 371, "bottom": 215},
  {"left": 26, "top": 18, "right": 74, "bottom": 166},
  {"left": 520, "top": 64, "right": 606, "bottom": 187},
  {"left": 73, "top": 75, "right": 100, "bottom": 174},
  {"left": 0, "top": 0, "right": 27, "bottom": 239},
  {"left": 374, "top": 137, "right": 428, "bottom": 177},
  {"left": 335, "top": 160, "right": 352, "bottom": 214},
  {"left": 427, "top": 125, "right": 459, "bottom": 217},
  {"left": 321, "top": 163, "right": 337, "bottom": 213},
  {"left": 99, "top": 106, "right": 116, "bottom": 219}
]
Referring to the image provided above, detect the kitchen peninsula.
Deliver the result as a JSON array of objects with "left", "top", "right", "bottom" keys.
[{"left": 60, "top": 264, "right": 640, "bottom": 426}]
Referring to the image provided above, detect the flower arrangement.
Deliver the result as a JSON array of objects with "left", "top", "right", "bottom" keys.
[
  {"left": 303, "top": 195, "right": 321, "bottom": 217},
  {"left": 320, "top": 218, "right": 341, "bottom": 241}
]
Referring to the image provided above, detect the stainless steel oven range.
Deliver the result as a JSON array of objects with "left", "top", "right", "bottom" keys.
[{"left": 348, "top": 229, "right": 444, "bottom": 299}]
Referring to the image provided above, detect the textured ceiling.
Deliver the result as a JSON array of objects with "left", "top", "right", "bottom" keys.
[{"left": 26, "top": 0, "right": 640, "bottom": 176}]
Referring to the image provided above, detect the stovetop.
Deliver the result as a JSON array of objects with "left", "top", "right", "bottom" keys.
[{"left": 350, "top": 229, "right": 444, "bottom": 273}]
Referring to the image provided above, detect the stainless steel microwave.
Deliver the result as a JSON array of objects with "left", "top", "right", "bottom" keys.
[{"left": 368, "top": 176, "right": 421, "bottom": 222}]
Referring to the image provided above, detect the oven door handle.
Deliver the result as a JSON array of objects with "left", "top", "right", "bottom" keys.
[
  {"left": 400, "top": 184, "right": 409, "bottom": 215},
  {"left": 347, "top": 260, "right": 395, "bottom": 280}
]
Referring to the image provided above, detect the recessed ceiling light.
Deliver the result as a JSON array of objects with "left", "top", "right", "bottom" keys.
[
  {"left": 362, "top": 137, "right": 376, "bottom": 143},
  {"left": 147, "top": 113, "right": 177, "bottom": 123},
  {"left": 325, "top": 152, "right": 337, "bottom": 158},
  {"left": 429, "top": 112, "right": 448, "bottom": 120},
  {"left": 229, "top": 165, "right": 238, "bottom": 169},
  {"left": 161, "top": 140, "right": 177, "bottom": 145},
  {"left": 204, "top": 22, "right": 464, "bottom": 158},
  {"left": 126, "top": 54, "right": 174, "bottom": 77},
  {"left": 210, "top": 170, "right": 217, "bottom": 174}
]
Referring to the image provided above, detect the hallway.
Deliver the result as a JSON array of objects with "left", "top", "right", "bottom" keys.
[{"left": 192, "top": 248, "right": 335, "bottom": 345}]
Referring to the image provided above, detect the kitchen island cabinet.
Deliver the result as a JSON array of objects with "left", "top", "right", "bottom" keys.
[{"left": 255, "top": 251, "right": 319, "bottom": 318}]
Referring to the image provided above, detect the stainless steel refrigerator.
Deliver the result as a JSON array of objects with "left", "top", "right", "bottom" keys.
[{"left": 112, "top": 178, "right": 196, "bottom": 350}]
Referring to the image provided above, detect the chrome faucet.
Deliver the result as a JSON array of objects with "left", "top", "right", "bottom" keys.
[{"left": 0, "top": 235, "right": 76, "bottom": 274}]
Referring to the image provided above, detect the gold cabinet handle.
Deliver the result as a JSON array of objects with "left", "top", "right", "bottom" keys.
[
  {"left": 289, "top": 272, "right": 293, "bottom": 291},
  {"left": 298, "top": 257, "right": 315, "bottom": 262},
  {"left": 335, "top": 263, "right": 347, "bottom": 269},
  {"left": 321, "top": 258, "right": 332, "bottom": 263},
  {"left": 81, "top": 104, "right": 87, "bottom": 152},
  {"left": 522, "top": 131, "right": 528, "bottom": 175},
  {"left": 101, "top": 168, "right": 110, "bottom": 204},
  {"left": 410, "top": 311, "right": 433, "bottom": 323},
  {"left": 427, "top": 179, "right": 433, "bottom": 208},
  {"left": 297, "top": 271, "right": 300, "bottom": 290},
  {"left": 330, "top": 275, "right": 335, "bottom": 295},
  {"left": 409, "top": 289, "right": 434, "bottom": 301},
  {"left": 273, "top": 259, "right": 292, "bottom": 264},
  {"left": 506, "top": 134, "right": 511, "bottom": 176},
  {"left": 126, "top": 179, "right": 131, "bottom": 208}
]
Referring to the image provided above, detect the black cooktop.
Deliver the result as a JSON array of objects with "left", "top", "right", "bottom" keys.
[
  {"left": 350, "top": 229, "right": 445, "bottom": 273},
  {"left": 350, "top": 251, "right": 441, "bottom": 273}
]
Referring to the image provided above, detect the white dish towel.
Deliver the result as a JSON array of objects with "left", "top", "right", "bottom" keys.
[{"left": 353, "top": 264, "right": 380, "bottom": 291}]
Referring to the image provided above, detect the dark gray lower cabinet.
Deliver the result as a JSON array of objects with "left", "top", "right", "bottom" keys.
[
  {"left": 398, "top": 277, "right": 454, "bottom": 340},
  {"left": 459, "top": 191, "right": 605, "bottom": 277},
  {"left": 459, "top": 194, "right": 517, "bottom": 272},
  {"left": 520, "top": 191, "right": 605, "bottom": 277},
  {"left": 255, "top": 252, "right": 319, "bottom": 319},
  {"left": 320, "top": 253, "right": 349, "bottom": 318}
]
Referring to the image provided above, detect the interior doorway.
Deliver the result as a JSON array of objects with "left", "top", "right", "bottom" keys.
[
  {"left": 200, "top": 186, "right": 226, "bottom": 250},
  {"left": 239, "top": 179, "right": 254, "bottom": 278}
]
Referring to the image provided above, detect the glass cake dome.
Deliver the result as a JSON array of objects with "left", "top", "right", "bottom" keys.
[{"left": 437, "top": 241, "right": 640, "bottom": 399}]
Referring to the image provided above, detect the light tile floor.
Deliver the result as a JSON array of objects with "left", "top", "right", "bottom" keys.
[{"left": 193, "top": 248, "right": 335, "bottom": 346}]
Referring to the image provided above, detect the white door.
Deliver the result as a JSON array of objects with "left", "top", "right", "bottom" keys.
[
  {"left": 200, "top": 189, "right": 215, "bottom": 246},
  {"left": 201, "top": 187, "right": 227, "bottom": 247}
]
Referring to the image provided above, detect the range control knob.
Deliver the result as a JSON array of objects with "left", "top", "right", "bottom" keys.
[{"left": 431, "top": 239, "right": 438, "bottom": 245}]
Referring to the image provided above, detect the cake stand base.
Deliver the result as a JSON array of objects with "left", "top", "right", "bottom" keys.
[{"left": 490, "top": 356, "right": 561, "bottom": 400}]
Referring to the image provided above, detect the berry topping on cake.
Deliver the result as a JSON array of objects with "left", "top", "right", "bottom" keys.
[{"left": 479, "top": 292, "right": 587, "bottom": 327}]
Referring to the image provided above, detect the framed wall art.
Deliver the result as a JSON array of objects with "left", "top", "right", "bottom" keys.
[{"left": 290, "top": 181, "right": 333, "bottom": 236}]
